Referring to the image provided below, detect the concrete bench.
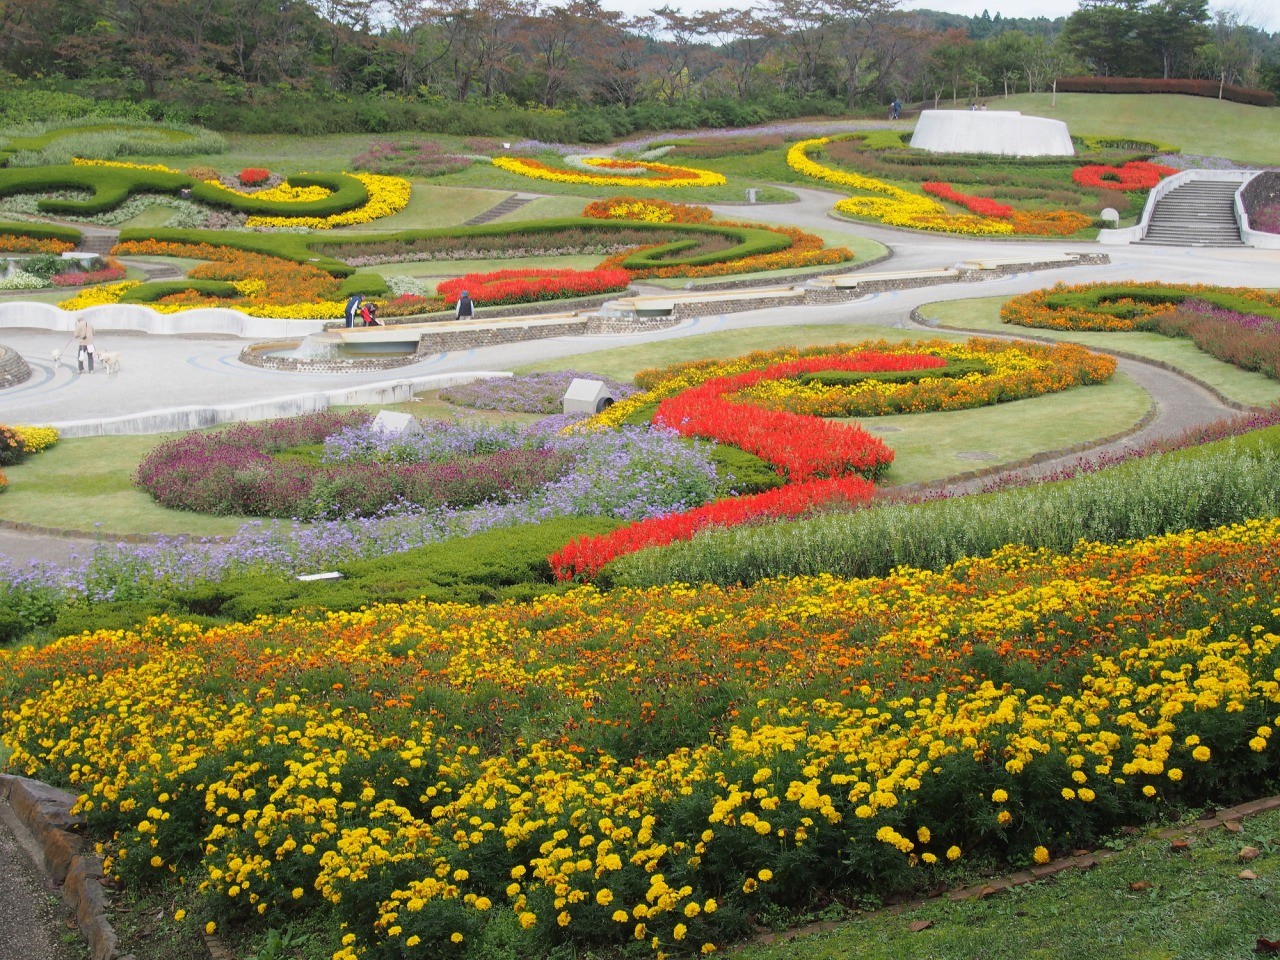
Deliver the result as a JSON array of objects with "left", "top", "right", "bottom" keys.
[{"left": 810, "top": 268, "right": 959, "bottom": 289}]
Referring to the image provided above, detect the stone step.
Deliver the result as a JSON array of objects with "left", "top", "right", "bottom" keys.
[{"left": 464, "top": 194, "right": 534, "bottom": 226}]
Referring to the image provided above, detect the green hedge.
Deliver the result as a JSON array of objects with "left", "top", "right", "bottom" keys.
[
  {"left": 0, "top": 219, "right": 81, "bottom": 243},
  {"left": 44, "top": 516, "right": 622, "bottom": 640},
  {"left": 189, "top": 172, "right": 368, "bottom": 217},
  {"left": 0, "top": 164, "right": 190, "bottom": 214},
  {"left": 338, "top": 273, "right": 389, "bottom": 298},
  {"left": 119, "top": 279, "right": 240, "bottom": 303},
  {"left": 120, "top": 218, "right": 795, "bottom": 281},
  {"left": 798, "top": 359, "right": 993, "bottom": 387},
  {"left": 1041, "top": 285, "right": 1280, "bottom": 322}
]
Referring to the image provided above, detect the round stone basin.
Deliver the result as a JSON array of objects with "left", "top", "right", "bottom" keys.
[{"left": 240, "top": 335, "right": 419, "bottom": 371}]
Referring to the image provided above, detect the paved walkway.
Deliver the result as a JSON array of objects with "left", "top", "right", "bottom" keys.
[{"left": 0, "top": 800, "right": 81, "bottom": 960}]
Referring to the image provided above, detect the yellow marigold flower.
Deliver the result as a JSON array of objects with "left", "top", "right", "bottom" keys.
[
  {"left": 684, "top": 901, "right": 700, "bottom": 918},
  {"left": 1079, "top": 788, "right": 1096, "bottom": 802},
  {"left": 634, "top": 922, "right": 647, "bottom": 940},
  {"left": 917, "top": 826, "right": 931, "bottom": 843},
  {"left": 1167, "top": 768, "right": 1183, "bottom": 781},
  {"left": 758, "top": 868, "right": 773, "bottom": 882},
  {"left": 1250, "top": 737, "right": 1267, "bottom": 752},
  {"left": 451, "top": 932, "right": 463, "bottom": 943},
  {"left": 173, "top": 909, "right": 186, "bottom": 922},
  {"left": 1033, "top": 846, "right": 1050, "bottom": 865},
  {"left": 612, "top": 909, "right": 629, "bottom": 922},
  {"left": 1192, "top": 746, "right": 1211, "bottom": 762},
  {"left": 205, "top": 922, "right": 217, "bottom": 935},
  {"left": 1143, "top": 785, "right": 1157, "bottom": 797},
  {"left": 674, "top": 923, "right": 688, "bottom": 941},
  {"left": 1061, "top": 788, "right": 1076, "bottom": 801},
  {"left": 702, "top": 945, "right": 718, "bottom": 955},
  {"left": 406, "top": 936, "right": 420, "bottom": 947},
  {"left": 150, "top": 855, "right": 163, "bottom": 868},
  {"left": 997, "top": 810, "right": 1013, "bottom": 825},
  {"left": 922, "top": 853, "right": 938, "bottom": 864},
  {"left": 519, "top": 912, "right": 537, "bottom": 929},
  {"left": 596, "top": 889, "right": 613, "bottom": 906},
  {"left": 704, "top": 899, "right": 718, "bottom": 914},
  {"left": 946, "top": 846, "right": 961, "bottom": 861}
]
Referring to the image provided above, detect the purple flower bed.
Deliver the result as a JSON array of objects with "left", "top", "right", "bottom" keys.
[
  {"left": 134, "top": 411, "right": 570, "bottom": 519},
  {"left": 0, "top": 422, "right": 719, "bottom": 608},
  {"left": 1152, "top": 301, "right": 1280, "bottom": 378},
  {"left": 1251, "top": 203, "right": 1280, "bottom": 235},
  {"left": 439, "top": 372, "right": 637, "bottom": 414}
]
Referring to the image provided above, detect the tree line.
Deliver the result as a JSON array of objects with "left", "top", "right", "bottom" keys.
[{"left": 0, "top": 0, "right": 1276, "bottom": 133}]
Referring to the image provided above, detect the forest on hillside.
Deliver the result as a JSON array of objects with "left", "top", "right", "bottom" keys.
[{"left": 1, "top": 0, "right": 1276, "bottom": 135}]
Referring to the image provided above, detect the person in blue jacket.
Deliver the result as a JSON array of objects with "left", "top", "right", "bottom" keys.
[{"left": 344, "top": 293, "right": 363, "bottom": 328}]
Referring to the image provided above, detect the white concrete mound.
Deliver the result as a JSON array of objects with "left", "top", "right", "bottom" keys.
[{"left": 909, "top": 110, "right": 1075, "bottom": 157}]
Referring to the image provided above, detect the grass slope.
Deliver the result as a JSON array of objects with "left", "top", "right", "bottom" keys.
[
  {"left": 734, "top": 805, "right": 1280, "bottom": 960},
  {"left": 967, "top": 92, "right": 1280, "bottom": 165}
]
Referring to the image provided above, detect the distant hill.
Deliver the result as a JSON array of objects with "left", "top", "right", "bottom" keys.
[{"left": 907, "top": 7, "right": 1066, "bottom": 37}]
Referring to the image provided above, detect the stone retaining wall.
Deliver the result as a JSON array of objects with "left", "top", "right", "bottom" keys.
[
  {"left": 671, "top": 294, "right": 808, "bottom": 319},
  {"left": 413, "top": 319, "right": 589, "bottom": 354},
  {"left": 585, "top": 314, "right": 683, "bottom": 335},
  {"left": 667, "top": 250, "right": 895, "bottom": 292},
  {"left": 803, "top": 253, "right": 1109, "bottom": 304},
  {"left": 0, "top": 774, "right": 119, "bottom": 960},
  {"left": 0, "top": 343, "right": 33, "bottom": 388},
  {"left": 240, "top": 344, "right": 420, "bottom": 373}
]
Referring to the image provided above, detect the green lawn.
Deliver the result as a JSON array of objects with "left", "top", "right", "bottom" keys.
[
  {"left": 869, "top": 372, "right": 1149, "bottom": 487},
  {"left": 973, "top": 92, "right": 1280, "bottom": 165},
  {"left": 922, "top": 295, "right": 1280, "bottom": 408},
  {"left": 733, "top": 805, "right": 1280, "bottom": 960}
]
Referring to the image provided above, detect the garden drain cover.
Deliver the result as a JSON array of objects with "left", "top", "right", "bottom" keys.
[
  {"left": 869, "top": 425, "right": 902, "bottom": 433},
  {"left": 955, "top": 451, "right": 998, "bottom": 461}
]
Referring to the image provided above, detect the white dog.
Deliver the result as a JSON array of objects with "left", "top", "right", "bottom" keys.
[
  {"left": 51, "top": 347, "right": 62, "bottom": 365},
  {"left": 98, "top": 350, "right": 121, "bottom": 376}
]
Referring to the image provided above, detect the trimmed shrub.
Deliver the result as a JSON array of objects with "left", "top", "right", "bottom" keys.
[
  {"left": 1055, "top": 76, "right": 1276, "bottom": 107},
  {"left": 0, "top": 220, "right": 81, "bottom": 244}
]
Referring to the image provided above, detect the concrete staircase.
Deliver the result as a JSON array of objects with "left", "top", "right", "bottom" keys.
[
  {"left": 1137, "top": 180, "right": 1244, "bottom": 247},
  {"left": 76, "top": 231, "right": 118, "bottom": 256},
  {"left": 464, "top": 194, "right": 534, "bottom": 226}
]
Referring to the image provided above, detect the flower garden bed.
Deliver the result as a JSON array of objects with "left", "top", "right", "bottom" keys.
[
  {"left": 2, "top": 516, "right": 1277, "bottom": 959},
  {"left": 786, "top": 132, "right": 1174, "bottom": 236},
  {"left": 493, "top": 155, "right": 727, "bottom": 188},
  {"left": 1001, "top": 282, "right": 1280, "bottom": 380}
]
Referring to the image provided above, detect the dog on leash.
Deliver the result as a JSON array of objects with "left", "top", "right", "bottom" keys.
[
  {"left": 51, "top": 347, "right": 63, "bottom": 365},
  {"left": 98, "top": 350, "right": 121, "bottom": 376}
]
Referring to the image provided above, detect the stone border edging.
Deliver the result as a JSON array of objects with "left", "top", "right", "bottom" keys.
[
  {"left": 0, "top": 773, "right": 127, "bottom": 960},
  {"left": 0, "top": 341, "right": 34, "bottom": 388},
  {"left": 756, "top": 793, "right": 1280, "bottom": 946}
]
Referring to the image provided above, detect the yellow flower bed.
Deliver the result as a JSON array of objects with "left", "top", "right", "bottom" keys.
[
  {"left": 209, "top": 180, "right": 331, "bottom": 203},
  {"left": 244, "top": 173, "right": 411, "bottom": 229},
  {"left": 71, "top": 158, "right": 182, "bottom": 173},
  {"left": 494, "top": 155, "right": 726, "bottom": 188},
  {"left": 788, "top": 138, "right": 1014, "bottom": 236},
  {"left": 57, "top": 280, "right": 141, "bottom": 311},
  {"left": 9, "top": 425, "right": 59, "bottom": 453},
  {"left": 2, "top": 519, "right": 1278, "bottom": 958}
]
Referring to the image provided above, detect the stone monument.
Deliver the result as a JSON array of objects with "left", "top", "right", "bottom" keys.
[{"left": 910, "top": 110, "right": 1074, "bottom": 158}]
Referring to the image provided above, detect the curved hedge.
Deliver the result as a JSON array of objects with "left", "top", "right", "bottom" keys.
[
  {"left": 0, "top": 165, "right": 369, "bottom": 219},
  {"left": 189, "top": 172, "right": 368, "bottom": 217},
  {"left": 119, "top": 217, "right": 796, "bottom": 280},
  {"left": 0, "top": 164, "right": 190, "bottom": 214},
  {"left": 0, "top": 220, "right": 81, "bottom": 243},
  {"left": 119, "top": 279, "right": 240, "bottom": 303}
]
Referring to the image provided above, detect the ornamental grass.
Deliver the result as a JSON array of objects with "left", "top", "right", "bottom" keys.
[{"left": 3, "top": 519, "right": 1279, "bottom": 959}]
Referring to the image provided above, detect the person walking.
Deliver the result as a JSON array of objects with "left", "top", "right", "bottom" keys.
[
  {"left": 455, "top": 290, "right": 474, "bottom": 319},
  {"left": 73, "top": 315, "right": 95, "bottom": 374}
]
